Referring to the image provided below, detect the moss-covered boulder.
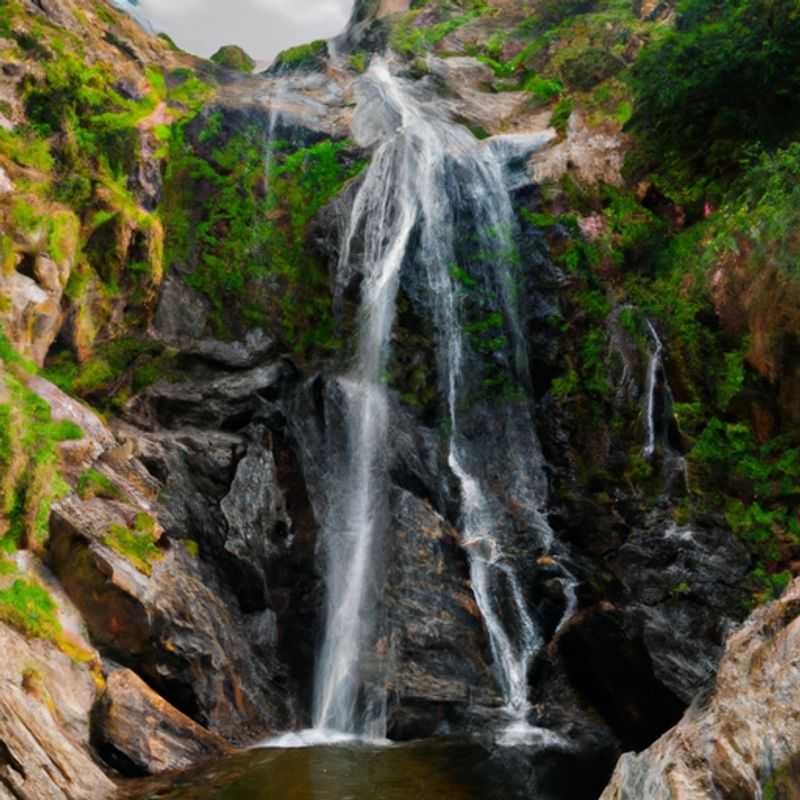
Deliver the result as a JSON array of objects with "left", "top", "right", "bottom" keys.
[{"left": 210, "top": 45, "right": 256, "bottom": 73}]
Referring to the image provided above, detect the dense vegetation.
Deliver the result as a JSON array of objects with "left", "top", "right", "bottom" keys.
[
  {"left": 630, "top": 0, "right": 800, "bottom": 201},
  {"left": 162, "top": 117, "right": 366, "bottom": 351}
]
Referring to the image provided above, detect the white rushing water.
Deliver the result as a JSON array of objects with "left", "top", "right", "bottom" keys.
[
  {"left": 643, "top": 320, "right": 663, "bottom": 461},
  {"left": 313, "top": 56, "right": 574, "bottom": 743},
  {"left": 312, "top": 61, "right": 419, "bottom": 738}
]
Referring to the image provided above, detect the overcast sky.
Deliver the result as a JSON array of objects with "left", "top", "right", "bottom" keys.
[{"left": 126, "top": 0, "right": 353, "bottom": 63}]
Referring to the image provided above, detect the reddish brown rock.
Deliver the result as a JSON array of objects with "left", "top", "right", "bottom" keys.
[
  {"left": 0, "top": 623, "right": 113, "bottom": 800},
  {"left": 94, "top": 668, "right": 231, "bottom": 775},
  {"left": 600, "top": 578, "right": 800, "bottom": 799}
]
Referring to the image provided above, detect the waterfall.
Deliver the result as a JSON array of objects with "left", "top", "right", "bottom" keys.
[
  {"left": 643, "top": 320, "right": 663, "bottom": 461},
  {"left": 313, "top": 56, "right": 573, "bottom": 741},
  {"left": 312, "top": 62, "right": 418, "bottom": 737},
  {"left": 642, "top": 319, "right": 688, "bottom": 494}
]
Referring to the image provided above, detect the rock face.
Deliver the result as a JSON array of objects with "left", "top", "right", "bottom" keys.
[
  {"left": 49, "top": 492, "right": 294, "bottom": 743},
  {"left": 0, "top": 251, "right": 72, "bottom": 368},
  {"left": 122, "top": 360, "right": 321, "bottom": 694},
  {"left": 551, "top": 511, "right": 750, "bottom": 752},
  {"left": 0, "top": 622, "right": 114, "bottom": 800},
  {"left": 531, "top": 111, "right": 627, "bottom": 187},
  {"left": 93, "top": 668, "right": 230, "bottom": 775},
  {"left": 600, "top": 578, "right": 800, "bottom": 799},
  {"left": 382, "top": 490, "right": 499, "bottom": 738}
]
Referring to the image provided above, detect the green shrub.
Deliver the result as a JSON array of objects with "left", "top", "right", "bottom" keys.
[
  {"left": 167, "top": 123, "right": 364, "bottom": 351},
  {"left": 390, "top": 3, "right": 490, "bottom": 56},
  {"left": 631, "top": 0, "right": 800, "bottom": 185},
  {"left": 76, "top": 469, "right": 122, "bottom": 501},
  {"left": 551, "top": 96, "right": 574, "bottom": 135},
  {"left": 560, "top": 48, "right": 623, "bottom": 91},
  {"left": 271, "top": 39, "right": 327, "bottom": 71},
  {"left": 524, "top": 75, "right": 563, "bottom": 105},
  {"left": 0, "top": 339, "right": 82, "bottom": 550},
  {"left": 349, "top": 51, "right": 368, "bottom": 73}
]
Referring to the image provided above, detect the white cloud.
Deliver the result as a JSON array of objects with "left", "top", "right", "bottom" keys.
[
  {"left": 249, "top": 0, "right": 350, "bottom": 25},
  {"left": 133, "top": 0, "right": 352, "bottom": 58}
]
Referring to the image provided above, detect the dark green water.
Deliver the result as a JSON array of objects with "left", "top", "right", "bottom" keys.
[{"left": 120, "top": 737, "right": 599, "bottom": 800}]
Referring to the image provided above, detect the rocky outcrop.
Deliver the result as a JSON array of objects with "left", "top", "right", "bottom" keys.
[
  {"left": 552, "top": 511, "right": 749, "bottom": 751},
  {"left": 633, "top": 0, "right": 676, "bottom": 21},
  {"left": 531, "top": 111, "right": 627, "bottom": 187},
  {"left": 125, "top": 361, "right": 296, "bottom": 431},
  {"left": 49, "top": 492, "right": 294, "bottom": 742},
  {"left": 600, "top": 578, "right": 800, "bottom": 799},
  {"left": 0, "top": 226, "right": 74, "bottom": 368},
  {"left": 121, "top": 357, "right": 321, "bottom": 682},
  {"left": 0, "top": 620, "right": 113, "bottom": 800},
  {"left": 93, "top": 668, "right": 230, "bottom": 776}
]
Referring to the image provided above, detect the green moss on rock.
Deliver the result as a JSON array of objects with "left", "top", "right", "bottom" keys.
[{"left": 211, "top": 45, "right": 256, "bottom": 73}]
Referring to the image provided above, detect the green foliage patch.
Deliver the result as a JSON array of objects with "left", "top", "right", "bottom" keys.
[
  {"left": 0, "top": 579, "right": 62, "bottom": 642},
  {"left": 76, "top": 469, "right": 123, "bottom": 501},
  {"left": 102, "top": 513, "right": 162, "bottom": 576},
  {"left": 630, "top": 0, "right": 800, "bottom": 199},
  {"left": 163, "top": 118, "right": 365, "bottom": 352}
]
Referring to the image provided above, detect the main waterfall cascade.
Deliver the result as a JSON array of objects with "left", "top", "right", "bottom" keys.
[{"left": 309, "top": 56, "right": 577, "bottom": 743}]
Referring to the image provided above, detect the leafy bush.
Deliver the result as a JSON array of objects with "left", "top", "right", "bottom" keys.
[
  {"left": 524, "top": 75, "right": 563, "bottom": 105},
  {"left": 560, "top": 48, "right": 623, "bottom": 90},
  {"left": 76, "top": 469, "right": 122, "bottom": 501},
  {"left": 631, "top": 0, "right": 800, "bottom": 184},
  {"left": 0, "top": 337, "right": 81, "bottom": 551},
  {"left": 271, "top": 40, "right": 327, "bottom": 71},
  {"left": 165, "top": 120, "right": 365, "bottom": 351},
  {"left": 391, "top": 2, "right": 490, "bottom": 56}
]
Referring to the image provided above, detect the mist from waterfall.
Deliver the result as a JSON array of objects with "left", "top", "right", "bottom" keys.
[{"left": 312, "top": 55, "right": 573, "bottom": 741}]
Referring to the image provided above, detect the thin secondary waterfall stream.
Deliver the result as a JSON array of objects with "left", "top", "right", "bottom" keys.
[
  {"left": 643, "top": 319, "right": 663, "bottom": 461},
  {"left": 312, "top": 56, "right": 573, "bottom": 743}
]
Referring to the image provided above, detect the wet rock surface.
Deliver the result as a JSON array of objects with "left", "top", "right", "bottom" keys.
[
  {"left": 382, "top": 489, "right": 499, "bottom": 738},
  {"left": 550, "top": 510, "right": 750, "bottom": 750}
]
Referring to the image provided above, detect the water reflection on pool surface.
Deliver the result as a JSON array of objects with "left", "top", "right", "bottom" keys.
[{"left": 120, "top": 736, "right": 601, "bottom": 800}]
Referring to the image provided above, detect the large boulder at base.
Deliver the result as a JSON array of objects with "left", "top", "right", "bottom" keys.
[
  {"left": 600, "top": 578, "right": 800, "bottom": 799},
  {"left": 93, "top": 668, "right": 231, "bottom": 776},
  {"left": 554, "top": 510, "right": 749, "bottom": 751}
]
